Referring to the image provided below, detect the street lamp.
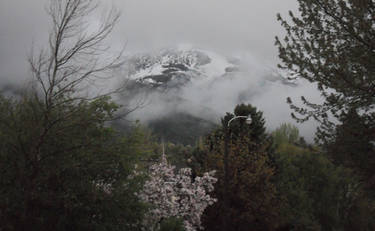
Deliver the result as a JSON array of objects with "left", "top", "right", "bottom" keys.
[
  {"left": 222, "top": 114, "right": 252, "bottom": 231},
  {"left": 227, "top": 115, "right": 252, "bottom": 127}
]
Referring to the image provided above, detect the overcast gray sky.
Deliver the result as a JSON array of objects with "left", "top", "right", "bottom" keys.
[
  {"left": 0, "top": 0, "right": 320, "bottom": 140},
  {"left": 0, "top": 0, "right": 298, "bottom": 85}
]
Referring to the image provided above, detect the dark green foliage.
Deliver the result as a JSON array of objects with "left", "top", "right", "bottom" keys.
[
  {"left": 230, "top": 103, "right": 267, "bottom": 143},
  {"left": 276, "top": 2, "right": 375, "bottom": 227},
  {"left": 119, "top": 121, "right": 159, "bottom": 167},
  {"left": 163, "top": 142, "right": 194, "bottom": 169},
  {"left": 0, "top": 94, "right": 147, "bottom": 230},
  {"left": 201, "top": 139, "right": 280, "bottom": 231},
  {"left": 0, "top": 0, "right": 150, "bottom": 229},
  {"left": 275, "top": 147, "right": 360, "bottom": 230},
  {"left": 272, "top": 124, "right": 375, "bottom": 230},
  {"left": 203, "top": 104, "right": 267, "bottom": 152},
  {"left": 196, "top": 104, "right": 281, "bottom": 231},
  {"left": 276, "top": 0, "right": 375, "bottom": 141},
  {"left": 326, "top": 108, "right": 375, "bottom": 190},
  {"left": 272, "top": 123, "right": 300, "bottom": 148},
  {"left": 159, "top": 217, "right": 185, "bottom": 231},
  {"left": 148, "top": 112, "right": 217, "bottom": 145},
  {"left": 193, "top": 104, "right": 269, "bottom": 176}
]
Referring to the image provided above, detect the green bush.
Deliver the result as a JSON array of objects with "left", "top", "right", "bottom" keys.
[{"left": 159, "top": 217, "right": 185, "bottom": 231}]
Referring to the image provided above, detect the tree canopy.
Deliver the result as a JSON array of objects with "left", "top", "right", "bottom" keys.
[
  {"left": 0, "top": 0, "right": 149, "bottom": 230},
  {"left": 193, "top": 104, "right": 280, "bottom": 231},
  {"left": 0, "top": 94, "right": 149, "bottom": 230},
  {"left": 276, "top": 0, "right": 375, "bottom": 139}
]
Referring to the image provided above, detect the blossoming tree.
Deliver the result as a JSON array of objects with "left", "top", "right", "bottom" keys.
[{"left": 139, "top": 152, "right": 217, "bottom": 231}]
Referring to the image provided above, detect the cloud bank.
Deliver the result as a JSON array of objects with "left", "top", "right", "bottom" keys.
[
  {"left": 0, "top": 0, "right": 321, "bottom": 141},
  {"left": 122, "top": 49, "right": 321, "bottom": 142}
]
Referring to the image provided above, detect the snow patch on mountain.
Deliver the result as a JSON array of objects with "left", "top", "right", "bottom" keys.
[
  {"left": 117, "top": 45, "right": 319, "bottom": 142},
  {"left": 124, "top": 46, "right": 239, "bottom": 87}
]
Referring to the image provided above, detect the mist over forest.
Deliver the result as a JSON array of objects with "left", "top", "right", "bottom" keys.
[{"left": 0, "top": 0, "right": 318, "bottom": 142}]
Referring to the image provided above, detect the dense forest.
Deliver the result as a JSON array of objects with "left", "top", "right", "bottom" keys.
[{"left": 0, "top": 0, "right": 374, "bottom": 230}]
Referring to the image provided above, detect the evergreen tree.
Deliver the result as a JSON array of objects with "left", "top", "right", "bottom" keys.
[
  {"left": 195, "top": 104, "right": 281, "bottom": 231},
  {"left": 228, "top": 103, "right": 267, "bottom": 144},
  {"left": 275, "top": 0, "right": 375, "bottom": 143}
]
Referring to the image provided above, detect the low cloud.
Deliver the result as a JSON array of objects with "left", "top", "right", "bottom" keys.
[
  {"left": 122, "top": 51, "right": 321, "bottom": 142},
  {"left": 1, "top": 0, "right": 320, "bottom": 140}
]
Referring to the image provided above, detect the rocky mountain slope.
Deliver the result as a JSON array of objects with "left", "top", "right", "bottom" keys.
[
  {"left": 122, "top": 45, "right": 296, "bottom": 90},
  {"left": 116, "top": 45, "right": 300, "bottom": 144}
]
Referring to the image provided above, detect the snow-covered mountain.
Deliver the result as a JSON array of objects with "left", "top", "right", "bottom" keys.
[
  {"left": 122, "top": 45, "right": 296, "bottom": 91},
  {"left": 116, "top": 45, "right": 314, "bottom": 144}
]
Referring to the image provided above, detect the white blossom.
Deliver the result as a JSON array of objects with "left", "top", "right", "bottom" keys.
[{"left": 139, "top": 153, "right": 217, "bottom": 231}]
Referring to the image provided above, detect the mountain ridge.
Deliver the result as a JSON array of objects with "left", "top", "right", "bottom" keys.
[{"left": 116, "top": 45, "right": 302, "bottom": 144}]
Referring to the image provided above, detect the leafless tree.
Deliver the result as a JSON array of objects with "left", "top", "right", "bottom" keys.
[
  {"left": 28, "top": 0, "right": 124, "bottom": 109},
  {"left": 21, "top": 0, "right": 130, "bottom": 179}
]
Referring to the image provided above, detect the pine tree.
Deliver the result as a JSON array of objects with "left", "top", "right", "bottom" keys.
[{"left": 197, "top": 105, "right": 280, "bottom": 231}]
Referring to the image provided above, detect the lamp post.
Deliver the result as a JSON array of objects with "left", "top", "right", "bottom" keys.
[
  {"left": 227, "top": 115, "right": 252, "bottom": 127},
  {"left": 222, "top": 115, "right": 252, "bottom": 231}
]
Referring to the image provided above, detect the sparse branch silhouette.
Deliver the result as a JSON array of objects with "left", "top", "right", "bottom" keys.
[{"left": 29, "top": 0, "right": 124, "bottom": 109}]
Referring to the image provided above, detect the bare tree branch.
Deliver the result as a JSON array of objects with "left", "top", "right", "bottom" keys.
[{"left": 30, "top": 0, "right": 124, "bottom": 109}]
